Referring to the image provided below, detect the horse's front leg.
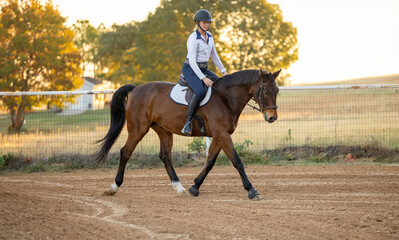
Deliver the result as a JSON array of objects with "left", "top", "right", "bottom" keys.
[
  {"left": 219, "top": 135, "right": 261, "bottom": 200},
  {"left": 189, "top": 140, "right": 221, "bottom": 197}
]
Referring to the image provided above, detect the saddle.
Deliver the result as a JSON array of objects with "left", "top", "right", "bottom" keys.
[
  {"left": 169, "top": 74, "right": 213, "bottom": 107},
  {"left": 169, "top": 74, "right": 217, "bottom": 136},
  {"left": 178, "top": 74, "right": 210, "bottom": 103}
]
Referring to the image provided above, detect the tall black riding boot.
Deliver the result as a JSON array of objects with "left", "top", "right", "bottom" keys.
[{"left": 181, "top": 94, "right": 200, "bottom": 136}]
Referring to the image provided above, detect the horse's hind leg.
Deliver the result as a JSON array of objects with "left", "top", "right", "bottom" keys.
[
  {"left": 152, "top": 124, "right": 185, "bottom": 194},
  {"left": 106, "top": 128, "right": 148, "bottom": 195}
]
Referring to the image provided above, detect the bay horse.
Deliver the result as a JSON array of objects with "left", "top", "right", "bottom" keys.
[{"left": 95, "top": 69, "right": 281, "bottom": 200}]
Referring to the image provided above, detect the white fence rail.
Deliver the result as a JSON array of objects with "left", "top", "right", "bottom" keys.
[
  {"left": 0, "top": 90, "right": 117, "bottom": 96},
  {"left": 280, "top": 84, "right": 399, "bottom": 90},
  {"left": 1, "top": 84, "right": 399, "bottom": 158},
  {"left": 1, "top": 84, "right": 399, "bottom": 96}
]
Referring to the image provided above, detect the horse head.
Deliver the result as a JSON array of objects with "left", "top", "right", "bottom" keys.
[{"left": 251, "top": 69, "right": 281, "bottom": 123}]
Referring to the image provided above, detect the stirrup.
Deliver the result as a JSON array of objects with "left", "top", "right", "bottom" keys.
[{"left": 181, "top": 121, "right": 192, "bottom": 136}]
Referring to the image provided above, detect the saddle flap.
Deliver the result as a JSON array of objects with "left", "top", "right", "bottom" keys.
[
  {"left": 178, "top": 74, "right": 189, "bottom": 87},
  {"left": 169, "top": 84, "right": 212, "bottom": 108}
]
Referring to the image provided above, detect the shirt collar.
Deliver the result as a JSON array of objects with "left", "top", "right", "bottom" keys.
[{"left": 195, "top": 30, "right": 212, "bottom": 44}]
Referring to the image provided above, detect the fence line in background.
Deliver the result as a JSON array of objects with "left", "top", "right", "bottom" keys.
[
  {"left": 0, "top": 90, "right": 116, "bottom": 96},
  {"left": 280, "top": 84, "right": 399, "bottom": 90},
  {"left": 1, "top": 84, "right": 399, "bottom": 158},
  {"left": 1, "top": 84, "right": 399, "bottom": 96}
]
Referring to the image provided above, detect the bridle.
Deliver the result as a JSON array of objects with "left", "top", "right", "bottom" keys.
[
  {"left": 255, "top": 81, "right": 278, "bottom": 111},
  {"left": 211, "top": 80, "right": 278, "bottom": 113}
]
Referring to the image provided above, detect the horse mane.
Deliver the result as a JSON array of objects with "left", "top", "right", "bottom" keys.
[{"left": 213, "top": 69, "right": 260, "bottom": 89}]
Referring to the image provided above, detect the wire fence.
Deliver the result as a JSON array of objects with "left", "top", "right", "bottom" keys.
[{"left": 1, "top": 85, "right": 399, "bottom": 159}]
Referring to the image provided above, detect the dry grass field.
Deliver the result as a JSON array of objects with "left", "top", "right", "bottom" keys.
[
  {"left": 295, "top": 73, "right": 399, "bottom": 86},
  {"left": 1, "top": 85, "right": 399, "bottom": 159}
]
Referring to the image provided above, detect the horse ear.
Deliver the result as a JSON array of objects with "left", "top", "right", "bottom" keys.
[
  {"left": 259, "top": 69, "right": 267, "bottom": 78},
  {"left": 273, "top": 69, "right": 282, "bottom": 78}
]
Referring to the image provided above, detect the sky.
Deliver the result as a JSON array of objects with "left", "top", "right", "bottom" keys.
[{"left": 51, "top": 0, "right": 399, "bottom": 85}]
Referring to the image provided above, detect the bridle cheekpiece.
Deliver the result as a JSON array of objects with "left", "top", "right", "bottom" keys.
[{"left": 254, "top": 80, "right": 278, "bottom": 111}]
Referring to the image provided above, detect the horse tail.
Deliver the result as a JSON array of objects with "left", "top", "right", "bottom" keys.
[{"left": 94, "top": 84, "right": 135, "bottom": 163}]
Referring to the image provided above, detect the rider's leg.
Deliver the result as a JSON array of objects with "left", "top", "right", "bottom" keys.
[
  {"left": 181, "top": 94, "right": 201, "bottom": 135},
  {"left": 181, "top": 63, "right": 206, "bottom": 136}
]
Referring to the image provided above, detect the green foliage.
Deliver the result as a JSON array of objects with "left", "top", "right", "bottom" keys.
[
  {"left": 212, "top": 0, "right": 298, "bottom": 84},
  {"left": 285, "top": 129, "right": 292, "bottom": 146},
  {"left": 135, "top": 0, "right": 297, "bottom": 84},
  {"left": 0, "top": 154, "right": 11, "bottom": 169},
  {"left": 235, "top": 139, "right": 269, "bottom": 164},
  {"left": 24, "top": 162, "right": 46, "bottom": 173},
  {"left": 130, "top": 155, "right": 160, "bottom": 168},
  {"left": 307, "top": 154, "right": 329, "bottom": 163},
  {"left": 97, "top": 22, "right": 137, "bottom": 84},
  {"left": 282, "top": 153, "right": 296, "bottom": 161},
  {"left": 374, "top": 156, "right": 397, "bottom": 164},
  {"left": 1, "top": 144, "right": 398, "bottom": 174},
  {"left": 188, "top": 137, "right": 206, "bottom": 153},
  {"left": 0, "top": 157, "right": 5, "bottom": 169},
  {"left": 215, "top": 153, "right": 231, "bottom": 166},
  {"left": 235, "top": 139, "right": 253, "bottom": 154},
  {"left": 72, "top": 20, "right": 101, "bottom": 76},
  {"left": 0, "top": 0, "right": 82, "bottom": 132},
  {"left": 91, "top": 0, "right": 297, "bottom": 85}
]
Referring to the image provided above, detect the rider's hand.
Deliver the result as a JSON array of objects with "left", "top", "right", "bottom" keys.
[
  {"left": 222, "top": 71, "right": 228, "bottom": 76},
  {"left": 202, "top": 77, "right": 213, "bottom": 86}
]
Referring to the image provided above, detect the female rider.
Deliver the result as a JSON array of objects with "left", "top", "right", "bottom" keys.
[{"left": 181, "top": 9, "right": 228, "bottom": 135}]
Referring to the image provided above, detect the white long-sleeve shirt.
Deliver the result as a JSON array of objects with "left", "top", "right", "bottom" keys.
[{"left": 186, "top": 30, "right": 226, "bottom": 80}]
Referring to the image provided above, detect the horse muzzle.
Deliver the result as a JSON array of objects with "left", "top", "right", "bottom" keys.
[{"left": 264, "top": 112, "right": 278, "bottom": 123}]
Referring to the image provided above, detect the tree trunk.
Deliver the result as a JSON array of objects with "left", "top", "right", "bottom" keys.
[
  {"left": 8, "top": 97, "right": 27, "bottom": 133},
  {"left": 10, "top": 110, "right": 16, "bottom": 127},
  {"left": 13, "top": 107, "right": 26, "bottom": 132}
]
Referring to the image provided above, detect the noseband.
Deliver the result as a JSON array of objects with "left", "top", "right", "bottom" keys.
[{"left": 254, "top": 81, "right": 278, "bottom": 111}]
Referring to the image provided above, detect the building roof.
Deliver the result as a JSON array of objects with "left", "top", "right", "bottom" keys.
[{"left": 82, "top": 77, "right": 102, "bottom": 85}]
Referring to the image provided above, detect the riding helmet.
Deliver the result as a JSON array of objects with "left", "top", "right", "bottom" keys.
[{"left": 194, "top": 9, "right": 214, "bottom": 22}]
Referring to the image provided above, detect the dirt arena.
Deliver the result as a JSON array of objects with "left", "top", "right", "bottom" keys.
[{"left": 1, "top": 165, "right": 398, "bottom": 239}]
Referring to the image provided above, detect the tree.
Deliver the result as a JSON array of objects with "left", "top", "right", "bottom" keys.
[
  {"left": 133, "top": 1, "right": 191, "bottom": 83},
  {"left": 97, "top": 22, "right": 136, "bottom": 84},
  {"left": 134, "top": 0, "right": 298, "bottom": 85},
  {"left": 0, "top": 0, "right": 82, "bottom": 133},
  {"left": 213, "top": 0, "right": 298, "bottom": 83},
  {"left": 72, "top": 20, "right": 99, "bottom": 77}
]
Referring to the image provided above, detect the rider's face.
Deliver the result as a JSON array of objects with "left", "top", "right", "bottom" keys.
[{"left": 198, "top": 21, "right": 211, "bottom": 31}]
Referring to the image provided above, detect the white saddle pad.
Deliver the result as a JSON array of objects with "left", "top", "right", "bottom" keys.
[{"left": 169, "top": 84, "right": 212, "bottom": 107}]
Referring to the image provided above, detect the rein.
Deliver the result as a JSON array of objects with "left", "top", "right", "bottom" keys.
[{"left": 211, "top": 81, "right": 278, "bottom": 112}]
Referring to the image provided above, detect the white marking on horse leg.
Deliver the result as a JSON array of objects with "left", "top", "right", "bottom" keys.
[
  {"left": 171, "top": 181, "right": 186, "bottom": 194},
  {"left": 111, "top": 182, "right": 119, "bottom": 192}
]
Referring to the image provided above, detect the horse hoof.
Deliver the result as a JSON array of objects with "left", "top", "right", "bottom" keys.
[
  {"left": 251, "top": 194, "right": 262, "bottom": 201},
  {"left": 103, "top": 190, "right": 117, "bottom": 196},
  {"left": 189, "top": 186, "right": 199, "bottom": 197},
  {"left": 248, "top": 188, "right": 261, "bottom": 200},
  {"left": 172, "top": 181, "right": 186, "bottom": 195},
  {"left": 177, "top": 189, "right": 186, "bottom": 195}
]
